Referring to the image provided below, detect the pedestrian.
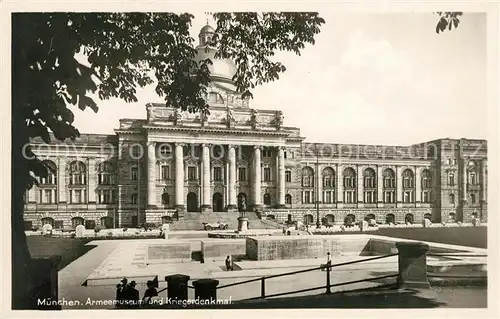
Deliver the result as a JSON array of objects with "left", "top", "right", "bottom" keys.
[
  {"left": 115, "top": 284, "right": 122, "bottom": 308},
  {"left": 128, "top": 281, "right": 140, "bottom": 308},
  {"left": 142, "top": 280, "right": 158, "bottom": 306},
  {"left": 282, "top": 227, "right": 286, "bottom": 235},
  {"left": 225, "top": 256, "right": 232, "bottom": 271},
  {"left": 117, "top": 277, "right": 128, "bottom": 308},
  {"left": 286, "top": 230, "right": 291, "bottom": 236}
]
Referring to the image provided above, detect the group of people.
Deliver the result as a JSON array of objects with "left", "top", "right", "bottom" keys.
[{"left": 115, "top": 277, "right": 158, "bottom": 308}]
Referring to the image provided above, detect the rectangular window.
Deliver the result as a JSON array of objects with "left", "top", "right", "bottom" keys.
[
  {"left": 303, "top": 191, "right": 311, "bottom": 204},
  {"left": 131, "top": 193, "right": 138, "bottom": 205},
  {"left": 213, "top": 167, "right": 222, "bottom": 181},
  {"left": 364, "top": 191, "right": 375, "bottom": 203},
  {"left": 384, "top": 191, "right": 395, "bottom": 203},
  {"left": 323, "top": 191, "right": 334, "bottom": 204},
  {"left": 238, "top": 167, "right": 247, "bottom": 181},
  {"left": 264, "top": 167, "right": 271, "bottom": 182},
  {"left": 262, "top": 150, "right": 271, "bottom": 158},
  {"left": 44, "top": 190, "right": 52, "bottom": 203},
  {"left": 188, "top": 166, "right": 197, "bottom": 181},
  {"left": 101, "top": 190, "right": 111, "bottom": 204},
  {"left": 285, "top": 171, "right": 291, "bottom": 183},
  {"left": 469, "top": 173, "right": 476, "bottom": 185},
  {"left": 161, "top": 165, "right": 170, "bottom": 180},
  {"left": 423, "top": 191, "right": 430, "bottom": 203},
  {"left": 471, "top": 193, "right": 476, "bottom": 204},
  {"left": 403, "top": 191, "right": 413, "bottom": 203},
  {"left": 344, "top": 191, "right": 354, "bottom": 204},
  {"left": 131, "top": 167, "right": 138, "bottom": 181},
  {"left": 75, "top": 190, "right": 82, "bottom": 203}
]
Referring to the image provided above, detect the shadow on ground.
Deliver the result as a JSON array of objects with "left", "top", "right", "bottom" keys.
[{"left": 27, "top": 236, "right": 96, "bottom": 270}]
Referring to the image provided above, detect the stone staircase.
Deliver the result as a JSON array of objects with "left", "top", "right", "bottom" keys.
[{"left": 170, "top": 211, "right": 281, "bottom": 231}]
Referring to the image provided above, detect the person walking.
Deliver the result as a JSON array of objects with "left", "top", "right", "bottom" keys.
[
  {"left": 326, "top": 252, "right": 332, "bottom": 272},
  {"left": 225, "top": 256, "right": 233, "bottom": 271},
  {"left": 142, "top": 280, "right": 158, "bottom": 307}
]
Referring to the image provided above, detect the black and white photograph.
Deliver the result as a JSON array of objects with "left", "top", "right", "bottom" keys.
[{"left": 1, "top": 1, "right": 499, "bottom": 317}]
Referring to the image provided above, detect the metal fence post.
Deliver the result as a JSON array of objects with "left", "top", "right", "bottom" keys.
[
  {"left": 260, "top": 277, "right": 265, "bottom": 298},
  {"left": 325, "top": 261, "right": 331, "bottom": 294}
]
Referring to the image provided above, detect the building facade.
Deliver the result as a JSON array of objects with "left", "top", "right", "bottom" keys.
[{"left": 23, "top": 26, "right": 488, "bottom": 229}]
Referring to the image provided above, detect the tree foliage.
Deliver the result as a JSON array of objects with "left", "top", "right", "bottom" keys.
[
  {"left": 435, "top": 12, "right": 463, "bottom": 33},
  {"left": 11, "top": 12, "right": 325, "bottom": 308}
]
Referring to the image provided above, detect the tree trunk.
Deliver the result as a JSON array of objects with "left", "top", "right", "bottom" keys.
[{"left": 11, "top": 130, "right": 34, "bottom": 309}]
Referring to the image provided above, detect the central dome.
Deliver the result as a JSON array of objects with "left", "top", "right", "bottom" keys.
[{"left": 194, "top": 24, "right": 237, "bottom": 83}]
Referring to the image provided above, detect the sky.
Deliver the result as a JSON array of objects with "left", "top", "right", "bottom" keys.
[{"left": 70, "top": 11, "right": 487, "bottom": 146}]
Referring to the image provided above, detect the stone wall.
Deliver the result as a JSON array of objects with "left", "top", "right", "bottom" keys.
[
  {"left": 245, "top": 235, "right": 371, "bottom": 261},
  {"left": 146, "top": 241, "right": 192, "bottom": 264},
  {"left": 201, "top": 239, "right": 246, "bottom": 261}
]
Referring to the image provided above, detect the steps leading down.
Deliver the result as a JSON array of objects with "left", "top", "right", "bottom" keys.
[{"left": 169, "top": 211, "right": 282, "bottom": 231}]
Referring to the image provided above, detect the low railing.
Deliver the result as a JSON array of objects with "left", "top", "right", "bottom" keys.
[{"left": 217, "top": 253, "right": 399, "bottom": 300}]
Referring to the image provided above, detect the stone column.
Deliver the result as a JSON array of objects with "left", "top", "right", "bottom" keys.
[
  {"left": 396, "top": 166, "right": 402, "bottom": 205},
  {"left": 147, "top": 142, "right": 157, "bottom": 207},
  {"left": 58, "top": 159, "right": 67, "bottom": 203},
  {"left": 28, "top": 186, "right": 36, "bottom": 203},
  {"left": 175, "top": 143, "right": 185, "bottom": 210},
  {"left": 278, "top": 147, "right": 286, "bottom": 208},
  {"left": 462, "top": 158, "right": 467, "bottom": 202},
  {"left": 377, "top": 165, "right": 383, "bottom": 205},
  {"left": 201, "top": 144, "right": 212, "bottom": 211},
  {"left": 357, "top": 165, "right": 363, "bottom": 204},
  {"left": 316, "top": 162, "right": 323, "bottom": 205},
  {"left": 396, "top": 242, "right": 430, "bottom": 289},
  {"left": 480, "top": 159, "right": 487, "bottom": 202},
  {"left": 88, "top": 158, "right": 97, "bottom": 203},
  {"left": 228, "top": 145, "right": 237, "bottom": 210},
  {"left": 253, "top": 146, "right": 262, "bottom": 209},
  {"left": 415, "top": 167, "right": 421, "bottom": 204},
  {"left": 336, "top": 164, "right": 343, "bottom": 205}
]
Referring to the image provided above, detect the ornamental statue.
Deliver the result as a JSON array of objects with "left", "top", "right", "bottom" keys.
[
  {"left": 226, "top": 106, "right": 235, "bottom": 128},
  {"left": 274, "top": 110, "right": 283, "bottom": 130},
  {"left": 250, "top": 109, "right": 259, "bottom": 129},
  {"left": 201, "top": 109, "right": 209, "bottom": 127},
  {"left": 174, "top": 109, "right": 182, "bottom": 125}
]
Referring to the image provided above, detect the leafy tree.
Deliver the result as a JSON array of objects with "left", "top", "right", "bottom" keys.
[
  {"left": 435, "top": 12, "right": 463, "bottom": 33},
  {"left": 11, "top": 12, "right": 325, "bottom": 308}
]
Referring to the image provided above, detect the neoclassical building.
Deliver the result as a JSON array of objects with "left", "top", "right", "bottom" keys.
[{"left": 23, "top": 25, "right": 488, "bottom": 230}]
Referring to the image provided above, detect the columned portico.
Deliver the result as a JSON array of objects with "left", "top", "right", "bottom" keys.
[
  {"left": 227, "top": 145, "right": 237, "bottom": 210},
  {"left": 147, "top": 142, "right": 156, "bottom": 208},
  {"left": 175, "top": 143, "right": 185, "bottom": 210},
  {"left": 253, "top": 146, "right": 262, "bottom": 209},
  {"left": 201, "top": 144, "right": 212, "bottom": 211},
  {"left": 277, "top": 147, "right": 286, "bottom": 208}
]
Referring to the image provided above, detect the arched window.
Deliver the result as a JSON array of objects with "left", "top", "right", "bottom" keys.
[
  {"left": 402, "top": 169, "right": 415, "bottom": 203},
  {"left": 424, "top": 213, "right": 432, "bottom": 221},
  {"left": 304, "top": 214, "right": 314, "bottom": 225},
  {"left": 161, "top": 193, "right": 170, "bottom": 205},
  {"left": 285, "top": 194, "right": 292, "bottom": 205},
  {"left": 208, "top": 92, "right": 224, "bottom": 104},
  {"left": 40, "top": 160, "right": 57, "bottom": 185},
  {"left": 421, "top": 169, "right": 432, "bottom": 189},
  {"left": 322, "top": 167, "right": 335, "bottom": 187},
  {"left": 158, "top": 143, "right": 172, "bottom": 157},
  {"left": 383, "top": 169, "right": 395, "bottom": 188},
  {"left": 98, "top": 161, "right": 115, "bottom": 185},
  {"left": 343, "top": 168, "right": 356, "bottom": 204},
  {"left": 405, "top": 213, "right": 414, "bottom": 224},
  {"left": 363, "top": 168, "right": 376, "bottom": 188},
  {"left": 402, "top": 169, "right": 414, "bottom": 189},
  {"left": 69, "top": 161, "right": 87, "bottom": 185},
  {"left": 302, "top": 166, "right": 314, "bottom": 187},
  {"left": 343, "top": 168, "right": 356, "bottom": 189},
  {"left": 263, "top": 193, "right": 271, "bottom": 206},
  {"left": 383, "top": 169, "right": 396, "bottom": 203},
  {"left": 71, "top": 217, "right": 84, "bottom": 229},
  {"left": 385, "top": 214, "right": 395, "bottom": 224},
  {"left": 363, "top": 168, "right": 376, "bottom": 204},
  {"left": 41, "top": 217, "right": 54, "bottom": 227}
]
